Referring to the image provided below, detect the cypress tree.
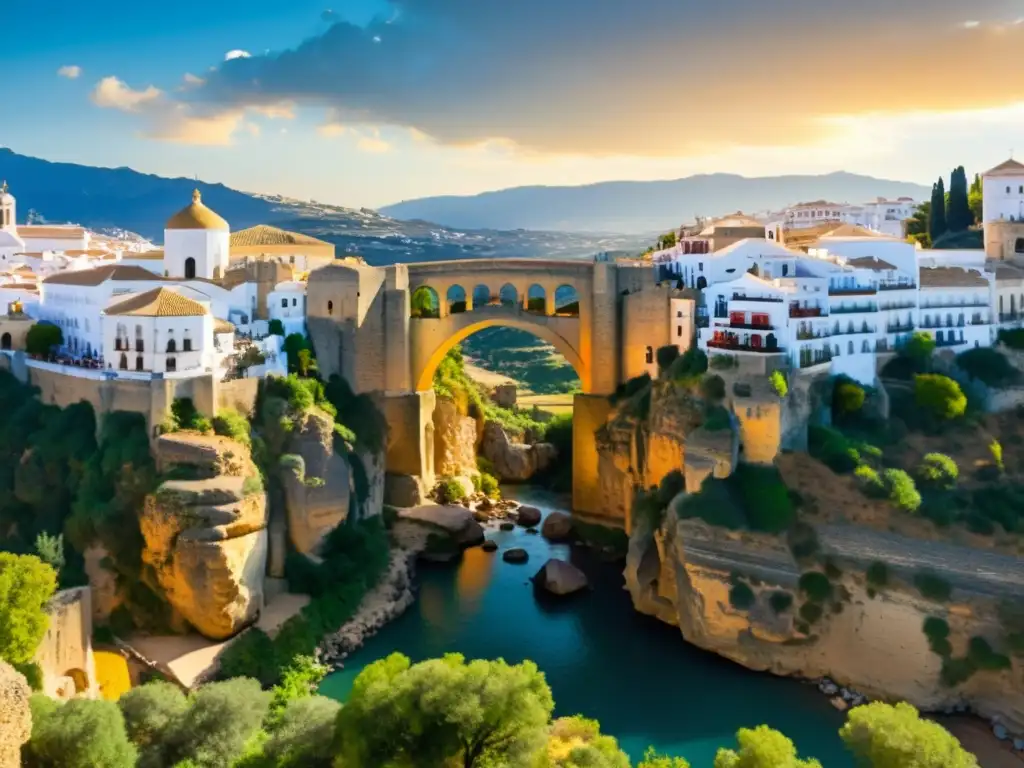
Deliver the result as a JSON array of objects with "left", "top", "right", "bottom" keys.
[
  {"left": 946, "top": 166, "right": 971, "bottom": 231},
  {"left": 929, "top": 178, "right": 947, "bottom": 242}
]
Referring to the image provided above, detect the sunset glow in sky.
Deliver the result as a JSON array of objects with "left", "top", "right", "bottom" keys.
[{"left": 3, "top": 0, "right": 1024, "bottom": 207}]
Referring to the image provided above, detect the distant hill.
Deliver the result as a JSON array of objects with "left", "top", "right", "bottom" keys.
[
  {"left": 380, "top": 172, "right": 931, "bottom": 234},
  {"left": 0, "top": 148, "right": 649, "bottom": 264}
]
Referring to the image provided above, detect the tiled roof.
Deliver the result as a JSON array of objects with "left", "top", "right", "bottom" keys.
[
  {"left": 919, "top": 267, "right": 989, "bottom": 288},
  {"left": 43, "top": 264, "right": 163, "bottom": 286},
  {"left": 230, "top": 224, "right": 330, "bottom": 248},
  {"left": 17, "top": 225, "right": 87, "bottom": 239},
  {"left": 983, "top": 158, "right": 1024, "bottom": 178},
  {"left": 214, "top": 317, "right": 235, "bottom": 333},
  {"left": 126, "top": 250, "right": 165, "bottom": 260},
  {"left": 105, "top": 287, "right": 207, "bottom": 317},
  {"left": 847, "top": 256, "right": 898, "bottom": 271}
]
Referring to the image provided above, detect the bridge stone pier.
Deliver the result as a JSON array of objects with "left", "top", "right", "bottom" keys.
[{"left": 307, "top": 258, "right": 678, "bottom": 526}]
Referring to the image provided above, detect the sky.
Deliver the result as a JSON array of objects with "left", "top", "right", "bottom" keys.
[{"left": 2, "top": 0, "right": 1024, "bottom": 208}]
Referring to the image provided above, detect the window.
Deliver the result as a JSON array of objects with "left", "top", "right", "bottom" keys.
[
  {"left": 698, "top": 263, "right": 703, "bottom": 271},
  {"left": 281, "top": 298, "right": 288, "bottom": 308},
  {"left": 166, "top": 338, "right": 177, "bottom": 353},
  {"left": 782, "top": 264, "right": 789, "bottom": 276},
  {"left": 135, "top": 355, "right": 144, "bottom": 371},
  {"left": 677, "top": 310, "right": 683, "bottom": 318},
  {"left": 677, "top": 325, "right": 682, "bottom": 337},
  {"left": 1008, "top": 186, "right": 1012, "bottom": 194},
  {"left": 184, "top": 257, "right": 196, "bottom": 279},
  {"left": 166, "top": 357, "right": 176, "bottom": 372},
  {"left": 292, "top": 298, "right": 297, "bottom": 307},
  {"left": 328, "top": 301, "right": 334, "bottom": 315},
  {"left": 1016, "top": 238, "right": 1024, "bottom": 254},
  {"left": 848, "top": 340, "right": 854, "bottom": 355},
  {"left": 183, "top": 338, "right": 192, "bottom": 352},
  {"left": 645, "top": 346, "right": 654, "bottom": 365},
  {"left": 289, "top": 255, "right": 295, "bottom": 264},
  {"left": 119, "top": 353, "right": 127, "bottom": 370}
]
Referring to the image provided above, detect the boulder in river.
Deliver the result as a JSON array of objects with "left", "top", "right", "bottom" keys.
[
  {"left": 533, "top": 558, "right": 588, "bottom": 596},
  {"left": 541, "top": 511, "right": 574, "bottom": 542},
  {"left": 500, "top": 521, "right": 515, "bottom": 532},
  {"left": 482, "top": 540, "right": 498, "bottom": 552},
  {"left": 398, "top": 504, "right": 485, "bottom": 552},
  {"left": 503, "top": 548, "right": 529, "bottom": 564},
  {"left": 516, "top": 505, "right": 542, "bottom": 527}
]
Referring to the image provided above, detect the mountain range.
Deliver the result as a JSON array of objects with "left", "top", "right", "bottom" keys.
[
  {"left": 380, "top": 172, "right": 931, "bottom": 233},
  {"left": 0, "top": 149, "right": 648, "bottom": 264}
]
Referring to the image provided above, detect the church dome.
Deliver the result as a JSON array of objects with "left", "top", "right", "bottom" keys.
[{"left": 165, "top": 189, "right": 229, "bottom": 231}]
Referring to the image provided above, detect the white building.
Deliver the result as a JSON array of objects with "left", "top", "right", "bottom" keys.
[
  {"left": 164, "top": 190, "right": 231, "bottom": 280},
  {"left": 103, "top": 287, "right": 213, "bottom": 375},
  {"left": 982, "top": 158, "right": 1024, "bottom": 223},
  {"left": 0, "top": 182, "right": 26, "bottom": 264},
  {"left": 917, "top": 266, "right": 995, "bottom": 350},
  {"left": 267, "top": 280, "right": 307, "bottom": 337}
]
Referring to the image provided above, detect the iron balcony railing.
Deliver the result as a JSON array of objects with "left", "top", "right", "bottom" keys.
[
  {"left": 831, "top": 304, "right": 877, "bottom": 314},
  {"left": 731, "top": 294, "right": 783, "bottom": 303},
  {"left": 829, "top": 286, "right": 876, "bottom": 296},
  {"left": 707, "top": 339, "right": 780, "bottom": 353},
  {"left": 919, "top": 301, "right": 988, "bottom": 309},
  {"left": 886, "top": 323, "right": 915, "bottom": 333},
  {"left": 878, "top": 282, "right": 917, "bottom": 292}
]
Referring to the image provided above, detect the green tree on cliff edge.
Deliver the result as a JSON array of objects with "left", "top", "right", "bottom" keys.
[
  {"left": 839, "top": 701, "right": 979, "bottom": 767},
  {"left": 714, "top": 725, "right": 822, "bottom": 768},
  {"left": 946, "top": 166, "right": 972, "bottom": 232},
  {"left": 0, "top": 552, "right": 57, "bottom": 665},
  {"left": 335, "top": 652, "right": 554, "bottom": 767}
]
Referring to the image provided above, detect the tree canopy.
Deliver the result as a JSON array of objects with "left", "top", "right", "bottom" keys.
[
  {"left": 928, "top": 178, "right": 947, "bottom": 243},
  {"left": 839, "top": 702, "right": 979, "bottom": 768},
  {"left": 26, "top": 697, "right": 138, "bottom": 768},
  {"left": 714, "top": 725, "right": 822, "bottom": 768},
  {"left": 0, "top": 553, "right": 57, "bottom": 665},
  {"left": 25, "top": 323, "right": 63, "bottom": 357},
  {"left": 335, "top": 652, "right": 554, "bottom": 768}
]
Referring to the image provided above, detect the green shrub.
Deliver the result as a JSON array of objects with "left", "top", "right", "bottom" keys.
[
  {"left": 675, "top": 477, "right": 745, "bottom": 530},
  {"left": 799, "top": 602, "right": 824, "bottom": 624},
  {"left": 923, "top": 617, "right": 952, "bottom": 657},
  {"left": 217, "top": 629, "right": 278, "bottom": 686},
  {"left": 268, "top": 318, "right": 285, "bottom": 337},
  {"left": 479, "top": 472, "right": 500, "bottom": 499},
  {"left": 956, "top": 347, "right": 1020, "bottom": 388},
  {"left": 967, "top": 636, "right": 1012, "bottom": 671},
  {"left": 432, "top": 476, "right": 467, "bottom": 504},
  {"left": 242, "top": 474, "right": 264, "bottom": 496},
  {"left": 162, "top": 678, "right": 270, "bottom": 767},
  {"left": 13, "top": 661, "right": 44, "bottom": 691},
  {"left": 884, "top": 469, "right": 921, "bottom": 512},
  {"left": 700, "top": 374, "right": 726, "bottom": 401},
  {"left": 118, "top": 680, "right": 187, "bottom": 756},
  {"left": 733, "top": 464, "right": 795, "bottom": 533},
  {"left": 798, "top": 572, "right": 832, "bottom": 603},
  {"left": 914, "top": 571, "right": 953, "bottom": 602},
  {"left": 667, "top": 347, "right": 708, "bottom": 381},
  {"left": 824, "top": 558, "right": 843, "bottom": 580},
  {"left": 866, "top": 561, "right": 889, "bottom": 588},
  {"left": 808, "top": 425, "right": 861, "bottom": 473},
  {"left": 212, "top": 409, "right": 252, "bottom": 447},
  {"left": 990, "top": 439, "right": 1005, "bottom": 473},
  {"left": 854, "top": 465, "right": 885, "bottom": 497},
  {"left": 729, "top": 582, "right": 756, "bottom": 611},
  {"left": 787, "top": 522, "right": 820, "bottom": 561},
  {"left": 27, "top": 698, "right": 138, "bottom": 768},
  {"left": 656, "top": 345, "right": 680, "bottom": 375},
  {"left": 918, "top": 453, "right": 958, "bottom": 489},
  {"left": 940, "top": 657, "right": 976, "bottom": 687},
  {"left": 769, "top": 591, "right": 793, "bottom": 614},
  {"left": 903, "top": 331, "right": 936, "bottom": 370},
  {"left": 914, "top": 374, "right": 967, "bottom": 421},
  {"left": 0, "top": 552, "right": 58, "bottom": 665},
  {"left": 703, "top": 405, "right": 732, "bottom": 431},
  {"left": 769, "top": 370, "right": 788, "bottom": 398},
  {"left": 998, "top": 328, "right": 1024, "bottom": 350},
  {"left": 834, "top": 379, "right": 866, "bottom": 416}
]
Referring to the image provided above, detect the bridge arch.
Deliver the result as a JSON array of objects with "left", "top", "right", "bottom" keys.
[
  {"left": 555, "top": 284, "right": 580, "bottom": 316},
  {"left": 499, "top": 283, "right": 518, "bottom": 308},
  {"left": 413, "top": 316, "right": 590, "bottom": 393},
  {"left": 411, "top": 286, "right": 440, "bottom": 318},
  {"left": 472, "top": 284, "right": 492, "bottom": 309},
  {"left": 446, "top": 284, "right": 467, "bottom": 314}
]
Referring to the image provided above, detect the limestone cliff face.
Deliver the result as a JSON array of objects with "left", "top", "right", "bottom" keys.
[
  {"left": 625, "top": 512, "right": 1024, "bottom": 732},
  {"left": 280, "top": 409, "right": 386, "bottom": 554},
  {"left": 141, "top": 433, "right": 268, "bottom": 641},
  {"left": 433, "top": 399, "right": 479, "bottom": 478},
  {"left": 480, "top": 421, "right": 556, "bottom": 482}
]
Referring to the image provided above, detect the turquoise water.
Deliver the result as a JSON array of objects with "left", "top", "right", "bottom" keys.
[{"left": 320, "top": 488, "right": 852, "bottom": 767}]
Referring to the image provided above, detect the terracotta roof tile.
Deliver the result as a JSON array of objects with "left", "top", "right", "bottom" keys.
[
  {"left": 43, "top": 265, "right": 163, "bottom": 286},
  {"left": 105, "top": 287, "right": 207, "bottom": 317},
  {"left": 919, "top": 267, "right": 990, "bottom": 288},
  {"left": 230, "top": 224, "right": 331, "bottom": 248}
]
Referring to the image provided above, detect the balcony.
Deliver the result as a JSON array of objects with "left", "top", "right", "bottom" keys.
[
  {"left": 831, "top": 304, "right": 877, "bottom": 314},
  {"left": 728, "top": 322, "right": 773, "bottom": 331},
  {"left": 919, "top": 320, "right": 966, "bottom": 329},
  {"left": 935, "top": 338, "right": 967, "bottom": 348},
  {"left": 708, "top": 339, "right": 779, "bottom": 353},
  {"left": 829, "top": 286, "right": 876, "bottom": 296},
  {"left": 799, "top": 353, "right": 834, "bottom": 369},
  {"left": 789, "top": 306, "right": 825, "bottom": 318},
  {"left": 1000, "top": 312, "right": 1022, "bottom": 323},
  {"left": 796, "top": 330, "right": 831, "bottom": 340},
  {"left": 731, "top": 293, "right": 783, "bottom": 303},
  {"left": 832, "top": 325, "right": 875, "bottom": 336},
  {"left": 919, "top": 301, "right": 988, "bottom": 310},
  {"left": 886, "top": 323, "right": 915, "bottom": 333},
  {"left": 135, "top": 340, "right": 144, "bottom": 353},
  {"left": 878, "top": 282, "right": 917, "bottom": 292},
  {"left": 880, "top": 301, "right": 916, "bottom": 311}
]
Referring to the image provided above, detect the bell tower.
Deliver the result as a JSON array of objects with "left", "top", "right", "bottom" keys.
[{"left": 0, "top": 181, "right": 15, "bottom": 230}]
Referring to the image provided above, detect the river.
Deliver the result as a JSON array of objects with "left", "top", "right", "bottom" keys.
[{"left": 319, "top": 487, "right": 853, "bottom": 767}]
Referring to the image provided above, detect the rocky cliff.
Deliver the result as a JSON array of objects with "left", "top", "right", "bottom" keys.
[
  {"left": 625, "top": 509, "right": 1024, "bottom": 733},
  {"left": 140, "top": 433, "right": 268, "bottom": 641},
  {"left": 479, "top": 421, "right": 557, "bottom": 482}
]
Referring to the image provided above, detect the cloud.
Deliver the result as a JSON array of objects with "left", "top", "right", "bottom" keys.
[
  {"left": 170, "top": 0, "right": 1024, "bottom": 157},
  {"left": 357, "top": 130, "right": 390, "bottom": 153},
  {"left": 182, "top": 73, "right": 206, "bottom": 87},
  {"left": 225, "top": 49, "right": 251, "bottom": 61},
  {"left": 90, "top": 77, "right": 162, "bottom": 112},
  {"left": 57, "top": 65, "right": 81, "bottom": 79}
]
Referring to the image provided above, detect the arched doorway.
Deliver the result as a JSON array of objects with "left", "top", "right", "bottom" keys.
[
  {"left": 446, "top": 285, "right": 467, "bottom": 314},
  {"left": 0, "top": 332, "right": 11, "bottom": 350},
  {"left": 411, "top": 286, "right": 440, "bottom": 318},
  {"left": 184, "top": 257, "right": 196, "bottom": 279}
]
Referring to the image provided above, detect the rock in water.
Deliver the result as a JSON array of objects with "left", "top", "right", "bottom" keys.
[
  {"left": 516, "top": 505, "right": 542, "bottom": 527},
  {"left": 503, "top": 548, "right": 529, "bottom": 564},
  {"left": 140, "top": 434, "right": 268, "bottom": 641},
  {"left": 480, "top": 422, "right": 557, "bottom": 481},
  {"left": 534, "top": 559, "right": 588, "bottom": 596},
  {"left": 482, "top": 540, "right": 498, "bottom": 552},
  {"left": 541, "top": 511, "right": 574, "bottom": 542},
  {"left": 500, "top": 522, "right": 515, "bottom": 531},
  {"left": 398, "top": 504, "right": 485, "bottom": 549}
]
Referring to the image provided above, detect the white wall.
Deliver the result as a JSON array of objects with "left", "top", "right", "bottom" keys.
[
  {"left": 103, "top": 313, "right": 211, "bottom": 373},
  {"left": 983, "top": 174, "right": 1024, "bottom": 222},
  {"left": 165, "top": 229, "right": 231, "bottom": 279}
]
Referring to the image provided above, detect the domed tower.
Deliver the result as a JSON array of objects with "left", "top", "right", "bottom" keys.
[
  {"left": 164, "top": 189, "right": 230, "bottom": 279},
  {"left": 0, "top": 182, "right": 26, "bottom": 262}
]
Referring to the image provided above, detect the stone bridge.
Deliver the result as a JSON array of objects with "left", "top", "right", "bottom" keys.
[{"left": 307, "top": 257, "right": 688, "bottom": 526}]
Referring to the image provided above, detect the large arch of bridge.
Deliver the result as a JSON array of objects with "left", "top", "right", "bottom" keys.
[{"left": 412, "top": 316, "right": 590, "bottom": 394}]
